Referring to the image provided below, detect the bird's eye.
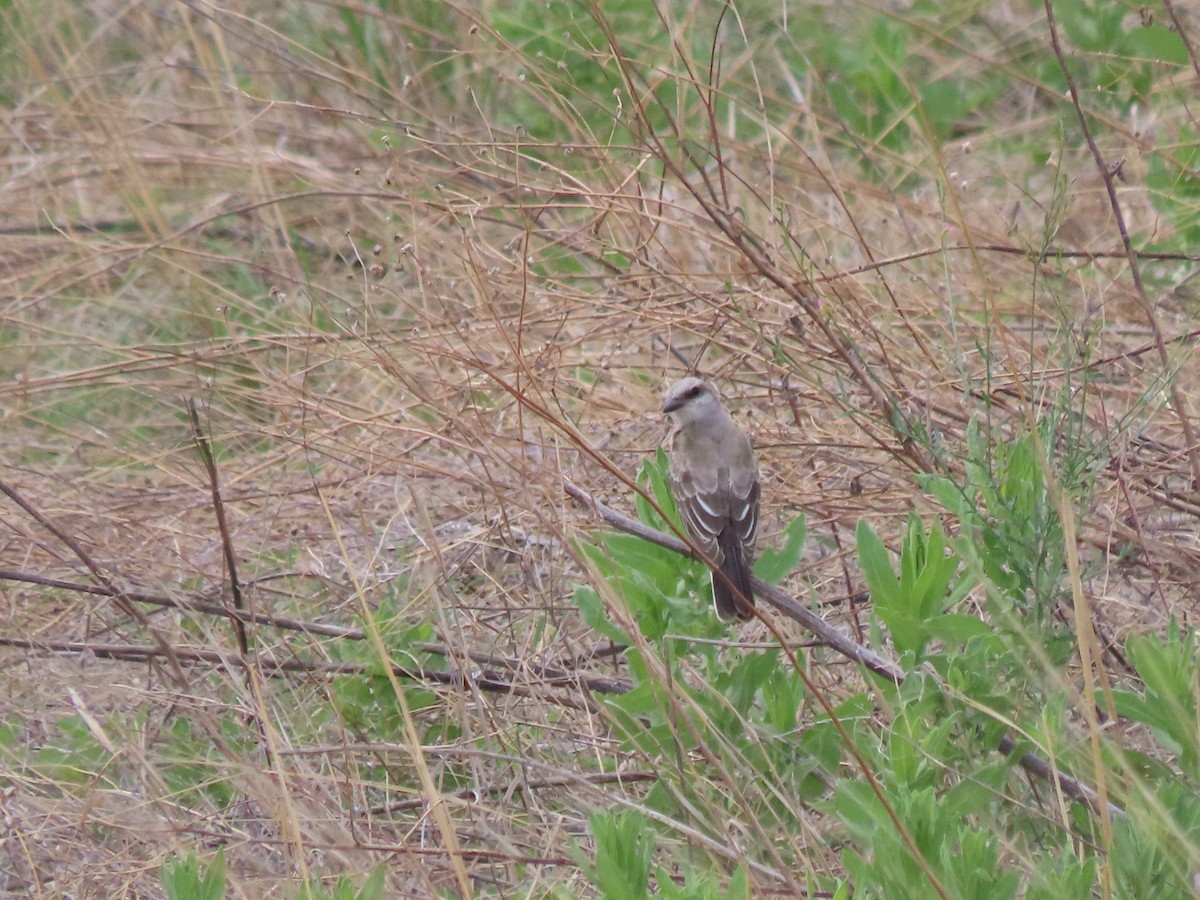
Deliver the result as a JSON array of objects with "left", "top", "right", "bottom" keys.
[{"left": 687, "top": 385, "right": 701, "bottom": 398}]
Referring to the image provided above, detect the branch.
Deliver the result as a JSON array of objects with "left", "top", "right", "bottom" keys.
[
  {"left": 0, "top": 568, "right": 364, "bottom": 640},
  {"left": 0, "top": 477, "right": 190, "bottom": 687},
  {"left": 0, "top": 637, "right": 602, "bottom": 714}
]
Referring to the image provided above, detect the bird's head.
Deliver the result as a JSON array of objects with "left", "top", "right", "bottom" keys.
[{"left": 662, "top": 376, "right": 720, "bottom": 426}]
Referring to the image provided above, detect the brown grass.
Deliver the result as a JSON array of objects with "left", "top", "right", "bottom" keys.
[{"left": 2, "top": 0, "right": 1199, "bottom": 895}]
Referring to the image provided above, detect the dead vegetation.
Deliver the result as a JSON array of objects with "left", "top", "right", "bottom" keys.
[{"left": 2, "top": 0, "right": 1199, "bottom": 896}]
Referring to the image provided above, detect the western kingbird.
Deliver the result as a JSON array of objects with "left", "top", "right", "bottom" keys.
[{"left": 662, "top": 376, "right": 760, "bottom": 621}]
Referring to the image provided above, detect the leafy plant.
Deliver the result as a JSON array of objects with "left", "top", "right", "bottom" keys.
[
  {"left": 160, "top": 715, "right": 238, "bottom": 810},
  {"left": 161, "top": 848, "right": 226, "bottom": 900},
  {"left": 836, "top": 778, "right": 1019, "bottom": 900},
  {"left": 584, "top": 809, "right": 655, "bottom": 900},
  {"left": 1108, "top": 787, "right": 1200, "bottom": 899},
  {"left": 329, "top": 615, "right": 450, "bottom": 744},
  {"left": 921, "top": 419, "right": 1077, "bottom": 653},
  {"left": 1052, "top": 0, "right": 1188, "bottom": 101},
  {"left": 1146, "top": 125, "right": 1200, "bottom": 254},
  {"left": 755, "top": 514, "right": 807, "bottom": 586},
  {"left": 574, "top": 451, "right": 824, "bottom": 880},
  {"left": 296, "top": 866, "right": 387, "bottom": 900},
  {"left": 802, "top": 7, "right": 1006, "bottom": 167},
  {"left": 1112, "top": 622, "right": 1200, "bottom": 780},
  {"left": 489, "top": 0, "right": 669, "bottom": 143},
  {"left": 30, "top": 714, "right": 119, "bottom": 791},
  {"left": 857, "top": 512, "right": 975, "bottom": 660}
]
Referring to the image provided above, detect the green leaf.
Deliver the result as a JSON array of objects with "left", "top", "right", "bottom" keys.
[
  {"left": 920, "top": 474, "right": 974, "bottom": 519},
  {"left": 161, "top": 848, "right": 225, "bottom": 900},
  {"left": 833, "top": 780, "right": 888, "bottom": 843},
  {"left": 754, "top": 513, "right": 806, "bottom": 584},
  {"left": 574, "top": 585, "right": 632, "bottom": 644},
  {"left": 636, "top": 448, "right": 680, "bottom": 532},
  {"left": 601, "top": 532, "right": 681, "bottom": 585},
  {"left": 923, "top": 614, "right": 993, "bottom": 646},
  {"left": 1114, "top": 743, "right": 1178, "bottom": 781},
  {"left": 762, "top": 664, "right": 805, "bottom": 733},
  {"left": 1127, "top": 631, "right": 1194, "bottom": 706},
  {"left": 587, "top": 809, "right": 654, "bottom": 900},
  {"left": 903, "top": 516, "right": 958, "bottom": 619},
  {"left": 1110, "top": 689, "right": 1166, "bottom": 731},
  {"left": 718, "top": 650, "right": 781, "bottom": 715},
  {"left": 726, "top": 864, "right": 751, "bottom": 899},
  {"left": 857, "top": 519, "right": 901, "bottom": 608},
  {"left": 874, "top": 608, "right": 928, "bottom": 660},
  {"left": 1123, "top": 628, "right": 1200, "bottom": 773},
  {"left": 1123, "top": 23, "right": 1189, "bottom": 66}
]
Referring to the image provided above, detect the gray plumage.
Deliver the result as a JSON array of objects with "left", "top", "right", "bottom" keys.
[{"left": 662, "top": 377, "right": 760, "bottom": 621}]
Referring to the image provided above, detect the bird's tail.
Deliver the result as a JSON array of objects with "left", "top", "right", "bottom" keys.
[{"left": 713, "top": 528, "right": 755, "bottom": 621}]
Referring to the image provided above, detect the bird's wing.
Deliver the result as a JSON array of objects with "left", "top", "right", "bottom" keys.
[
  {"left": 668, "top": 457, "right": 724, "bottom": 564},
  {"left": 727, "top": 459, "right": 760, "bottom": 557},
  {"left": 669, "top": 430, "right": 760, "bottom": 555},
  {"left": 669, "top": 428, "right": 760, "bottom": 621}
]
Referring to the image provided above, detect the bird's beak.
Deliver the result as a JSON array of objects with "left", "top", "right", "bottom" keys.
[{"left": 662, "top": 396, "right": 681, "bottom": 414}]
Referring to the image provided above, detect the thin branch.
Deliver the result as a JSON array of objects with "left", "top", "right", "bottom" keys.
[
  {"left": 1161, "top": 0, "right": 1200, "bottom": 84},
  {"left": 0, "top": 569, "right": 364, "bottom": 639},
  {"left": 0, "top": 637, "right": 602, "bottom": 714},
  {"left": 0, "top": 477, "right": 190, "bottom": 687},
  {"left": 187, "top": 398, "right": 251, "bottom": 657}
]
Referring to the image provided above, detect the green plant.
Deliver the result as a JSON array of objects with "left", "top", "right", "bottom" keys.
[
  {"left": 329, "top": 616, "right": 451, "bottom": 744},
  {"left": 30, "top": 714, "right": 119, "bottom": 791},
  {"left": 921, "top": 419, "right": 1077, "bottom": 654},
  {"left": 585, "top": 809, "right": 655, "bottom": 900},
  {"left": 1053, "top": 0, "right": 1188, "bottom": 101},
  {"left": 159, "top": 715, "right": 238, "bottom": 810},
  {"left": 296, "top": 866, "right": 387, "bottom": 900},
  {"left": 857, "top": 512, "right": 975, "bottom": 661},
  {"left": 489, "top": 0, "right": 668, "bottom": 144},
  {"left": 161, "top": 848, "right": 226, "bottom": 900},
  {"left": 1113, "top": 622, "right": 1200, "bottom": 780},
  {"left": 1108, "top": 787, "right": 1200, "bottom": 899},
  {"left": 800, "top": 7, "right": 1007, "bottom": 169},
  {"left": 836, "top": 777, "right": 1019, "bottom": 900},
  {"left": 1146, "top": 124, "right": 1200, "bottom": 254}
]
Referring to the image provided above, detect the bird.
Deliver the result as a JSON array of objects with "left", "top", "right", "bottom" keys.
[{"left": 661, "top": 376, "right": 760, "bottom": 621}]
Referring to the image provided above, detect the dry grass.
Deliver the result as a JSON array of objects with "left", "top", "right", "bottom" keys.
[{"left": 2, "top": 0, "right": 1199, "bottom": 896}]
